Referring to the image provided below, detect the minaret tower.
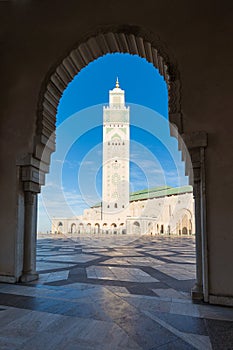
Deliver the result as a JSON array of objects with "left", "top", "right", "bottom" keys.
[{"left": 102, "top": 78, "right": 130, "bottom": 222}]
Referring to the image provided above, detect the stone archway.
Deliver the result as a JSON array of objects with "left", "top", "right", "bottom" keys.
[
  {"left": 94, "top": 223, "right": 100, "bottom": 234},
  {"left": 71, "top": 223, "right": 76, "bottom": 234},
  {"left": 57, "top": 222, "right": 63, "bottom": 234},
  {"left": 111, "top": 223, "right": 117, "bottom": 235},
  {"left": 133, "top": 221, "right": 140, "bottom": 235},
  {"left": 176, "top": 208, "right": 193, "bottom": 236},
  {"left": 148, "top": 222, "right": 153, "bottom": 235},
  {"left": 119, "top": 222, "right": 125, "bottom": 235},
  {"left": 79, "top": 223, "right": 84, "bottom": 234},
  {"left": 19, "top": 25, "right": 207, "bottom": 302},
  {"left": 86, "top": 223, "right": 92, "bottom": 234},
  {"left": 35, "top": 28, "right": 185, "bottom": 181}
]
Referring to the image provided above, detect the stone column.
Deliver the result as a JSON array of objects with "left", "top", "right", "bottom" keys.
[
  {"left": 18, "top": 158, "right": 46, "bottom": 283},
  {"left": 20, "top": 191, "right": 39, "bottom": 282},
  {"left": 182, "top": 131, "right": 208, "bottom": 302},
  {"left": 191, "top": 157, "right": 204, "bottom": 300}
]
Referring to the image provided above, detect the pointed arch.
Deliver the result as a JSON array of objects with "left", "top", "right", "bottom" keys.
[
  {"left": 35, "top": 26, "right": 183, "bottom": 181},
  {"left": 31, "top": 25, "right": 207, "bottom": 301}
]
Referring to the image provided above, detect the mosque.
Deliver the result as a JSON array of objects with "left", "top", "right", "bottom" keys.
[
  {"left": 2, "top": 3, "right": 233, "bottom": 307},
  {"left": 52, "top": 80, "right": 195, "bottom": 235}
]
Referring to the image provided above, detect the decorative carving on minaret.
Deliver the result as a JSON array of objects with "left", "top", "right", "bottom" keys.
[{"left": 102, "top": 79, "right": 130, "bottom": 220}]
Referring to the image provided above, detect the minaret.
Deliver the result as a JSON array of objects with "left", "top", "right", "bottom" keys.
[{"left": 102, "top": 78, "right": 130, "bottom": 222}]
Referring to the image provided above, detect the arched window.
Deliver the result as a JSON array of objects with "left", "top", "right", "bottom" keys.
[
  {"left": 94, "top": 223, "right": 100, "bottom": 234},
  {"left": 132, "top": 221, "right": 140, "bottom": 235},
  {"left": 111, "top": 223, "right": 117, "bottom": 234},
  {"left": 71, "top": 223, "right": 76, "bottom": 234},
  {"left": 58, "top": 222, "right": 63, "bottom": 234}
]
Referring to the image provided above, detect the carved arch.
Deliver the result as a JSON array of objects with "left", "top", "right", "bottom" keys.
[
  {"left": 35, "top": 26, "right": 182, "bottom": 179},
  {"left": 26, "top": 26, "right": 208, "bottom": 300}
]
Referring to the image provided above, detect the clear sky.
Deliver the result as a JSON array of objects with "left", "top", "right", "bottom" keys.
[{"left": 38, "top": 53, "right": 189, "bottom": 232}]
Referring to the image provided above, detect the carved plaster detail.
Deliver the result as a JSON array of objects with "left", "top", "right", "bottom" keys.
[{"left": 35, "top": 27, "right": 182, "bottom": 176}]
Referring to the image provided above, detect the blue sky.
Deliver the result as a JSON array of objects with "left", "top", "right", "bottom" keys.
[{"left": 38, "top": 53, "right": 189, "bottom": 232}]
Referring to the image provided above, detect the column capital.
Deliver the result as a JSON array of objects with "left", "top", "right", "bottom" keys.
[
  {"left": 181, "top": 131, "right": 207, "bottom": 183},
  {"left": 17, "top": 153, "right": 50, "bottom": 173},
  {"left": 20, "top": 165, "right": 44, "bottom": 193},
  {"left": 182, "top": 131, "right": 208, "bottom": 150},
  {"left": 17, "top": 154, "right": 49, "bottom": 194}
]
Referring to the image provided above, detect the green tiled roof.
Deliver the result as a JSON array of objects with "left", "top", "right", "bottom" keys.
[
  {"left": 91, "top": 202, "right": 102, "bottom": 208},
  {"left": 91, "top": 185, "right": 193, "bottom": 208},
  {"left": 129, "top": 185, "right": 193, "bottom": 201}
]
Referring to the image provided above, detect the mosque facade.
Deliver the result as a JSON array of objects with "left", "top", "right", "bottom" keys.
[{"left": 52, "top": 80, "right": 195, "bottom": 235}]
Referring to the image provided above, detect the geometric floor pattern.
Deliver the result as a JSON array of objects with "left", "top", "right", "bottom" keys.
[{"left": 0, "top": 234, "right": 233, "bottom": 349}]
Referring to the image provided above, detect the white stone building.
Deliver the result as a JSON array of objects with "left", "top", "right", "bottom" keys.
[
  {"left": 52, "top": 80, "right": 195, "bottom": 235},
  {"left": 52, "top": 185, "right": 194, "bottom": 235}
]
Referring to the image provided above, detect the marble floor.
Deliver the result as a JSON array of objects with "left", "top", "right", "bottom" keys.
[{"left": 0, "top": 234, "right": 233, "bottom": 349}]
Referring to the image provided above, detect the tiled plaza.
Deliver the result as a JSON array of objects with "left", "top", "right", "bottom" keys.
[{"left": 0, "top": 234, "right": 233, "bottom": 349}]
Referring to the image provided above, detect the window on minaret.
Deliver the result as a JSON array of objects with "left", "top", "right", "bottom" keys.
[
  {"left": 115, "top": 203, "right": 117, "bottom": 208},
  {"left": 113, "top": 96, "right": 121, "bottom": 104}
]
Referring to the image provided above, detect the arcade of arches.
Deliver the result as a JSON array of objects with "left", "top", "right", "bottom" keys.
[
  {"left": 53, "top": 217, "right": 192, "bottom": 236},
  {"left": 1, "top": 1, "right": 233, "bottom": 309}
]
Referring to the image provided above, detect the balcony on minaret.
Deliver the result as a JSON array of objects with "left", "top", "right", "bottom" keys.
[
  {"left": 103, "top": 78, "right": 129, "bottom": 124},
  {"left": 109, "top": 77, "right": 125, "bottom": 108}
]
